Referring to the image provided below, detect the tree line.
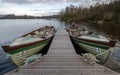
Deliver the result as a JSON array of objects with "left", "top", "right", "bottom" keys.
[
  {"left": 60, "top": 0, "right": 120, "bottom": 23},
  {"left": 0, "top": 14, "right": 59, "bottom": 19},
  {"left": 59, "top": 0, "right": 120, "bottom": 39},
  {"left": 0, "top": 14, "right": 38, "bottom": 19}
]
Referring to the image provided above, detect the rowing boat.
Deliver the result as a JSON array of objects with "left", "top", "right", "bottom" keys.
[
  {"left": 2, "top": 26, "right": 56, "bottom": 66},
  {"left": 67, "top": 27, "right": 116, "bottom": 64}
]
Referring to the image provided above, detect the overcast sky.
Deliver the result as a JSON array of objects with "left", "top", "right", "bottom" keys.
[{"left": 0, "top": 0, "right": 111, "bottom": 16}]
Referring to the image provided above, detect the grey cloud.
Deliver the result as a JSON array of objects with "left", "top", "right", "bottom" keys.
[
  {"left": 92, "top": 0, "right": 111, "bottom": 3},
  {"left": 65, "top": 0, "right": 108, "bottom": 3},
  {"left": 1, "top": 0, "right": 110, "bottom": 5},
  {"left": 1, "top": 0, "right": 66, "bottom": 4},
  {"left": 2, "top": 0, "right": 29, "bottom": 4}
]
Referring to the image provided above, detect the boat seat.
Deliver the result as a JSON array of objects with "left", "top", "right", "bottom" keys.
[{"left": 32, "top": 34, "right": 43, "bottom": 38}]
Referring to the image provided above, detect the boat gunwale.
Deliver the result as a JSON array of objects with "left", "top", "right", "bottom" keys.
[
  {"left": 22, "top": 26, "right": 54, "bottom": 37},
  {"left": 9, "top": 39, "right": 49, "bottom": 54},
  {"left": 71, "top": 36, "right": 110, "bottom": 49},
  {"left": 2, "top": 36, "right": 52, "bottom": 53},
  {"left": 68, "top": 28, "right": 116, "bottom": 47},
  {"left": 73, "top": 36, "right": 116, "bottom": 47},
  {"left": 2, "top": 26, "right": 55, "bottom": 53}
]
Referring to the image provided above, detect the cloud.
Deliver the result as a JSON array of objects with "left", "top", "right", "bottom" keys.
[
  {"left": 1, "top": 0, "right": 90, "bottom": 4},
  {"left": 1, "top": 0, "right": 68, "bottom": 4},
  {"left": 1, "top": 0, "right": 28, "bottom": 4},
  {"left": 0, "top": 0, "right": 111, "bottom": 16},
  {"left": 1, "top": 0, "right": 111, "bottom": 6}
]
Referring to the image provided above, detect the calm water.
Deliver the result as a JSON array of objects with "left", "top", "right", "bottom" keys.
[
  {"left": 0, "top": 19, "right": 65, "bottom": 44},
  {"left": 0, "top": 19, "right": 66, "bottom": 60}
]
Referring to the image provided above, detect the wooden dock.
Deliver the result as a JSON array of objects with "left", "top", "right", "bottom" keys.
[{"left": 5, "top": 30, "right": 119, "bottom": 75}]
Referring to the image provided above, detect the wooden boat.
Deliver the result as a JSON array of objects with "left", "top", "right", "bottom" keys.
[
  {"left": 67, "top": 27, "right": 116, "bottom": 64},
  {"left": 2, "top": 26, "right": 56, "bottom": 66}
]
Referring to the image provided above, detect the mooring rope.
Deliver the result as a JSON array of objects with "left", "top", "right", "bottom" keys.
[{"left": 95, "top": 48, "right": 113, "bottom": 57}]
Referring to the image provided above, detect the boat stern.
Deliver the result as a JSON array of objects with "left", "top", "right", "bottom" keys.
[
  {"left": 109, "top": 41, "right": 116, "bottom": 47},
  {"left": 1, "top": 46, "right": 11, "bottom": 53}
]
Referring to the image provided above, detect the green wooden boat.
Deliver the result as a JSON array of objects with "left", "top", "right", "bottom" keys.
[
  {"left": 2, "top": 26, "right": 56, "bottom": 66},
  {"left": 68, "top": 27, "right": 116, "bottom": 64}
]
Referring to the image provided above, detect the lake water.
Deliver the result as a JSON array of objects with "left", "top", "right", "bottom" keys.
[
  {"left": 0, "top": 19, "right": 65, "bottom": 44},
  {"left": 0, "top": 19, "right": 66, "bottom": 60}
]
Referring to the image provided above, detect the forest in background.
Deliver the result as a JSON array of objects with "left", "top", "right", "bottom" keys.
[{"left": 59, "top": 0, "right": 120, "bottom": 39}]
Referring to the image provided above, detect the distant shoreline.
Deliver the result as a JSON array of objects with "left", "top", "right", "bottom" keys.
[{"left": 0, "top": 14, "right": 59, "bottom": 19}]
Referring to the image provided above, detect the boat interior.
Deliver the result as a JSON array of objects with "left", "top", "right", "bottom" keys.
[{"left": 10, "top": 26, "right": 55, "bottom": 46}]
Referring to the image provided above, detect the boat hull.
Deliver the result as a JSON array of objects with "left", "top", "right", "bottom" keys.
[
  {"left": 71, "top": 36, "right": 111, "bottom": 64},
  {"left": 10, "top": 38, "right": 52, "bottom": 66},
  {"left": 2, "top": 26, "right": 56, "bottom": 66}
]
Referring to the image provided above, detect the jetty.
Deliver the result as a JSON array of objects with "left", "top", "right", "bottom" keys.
[{"left": 5, "top": 30, "right": 119, "bottom": 75}]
